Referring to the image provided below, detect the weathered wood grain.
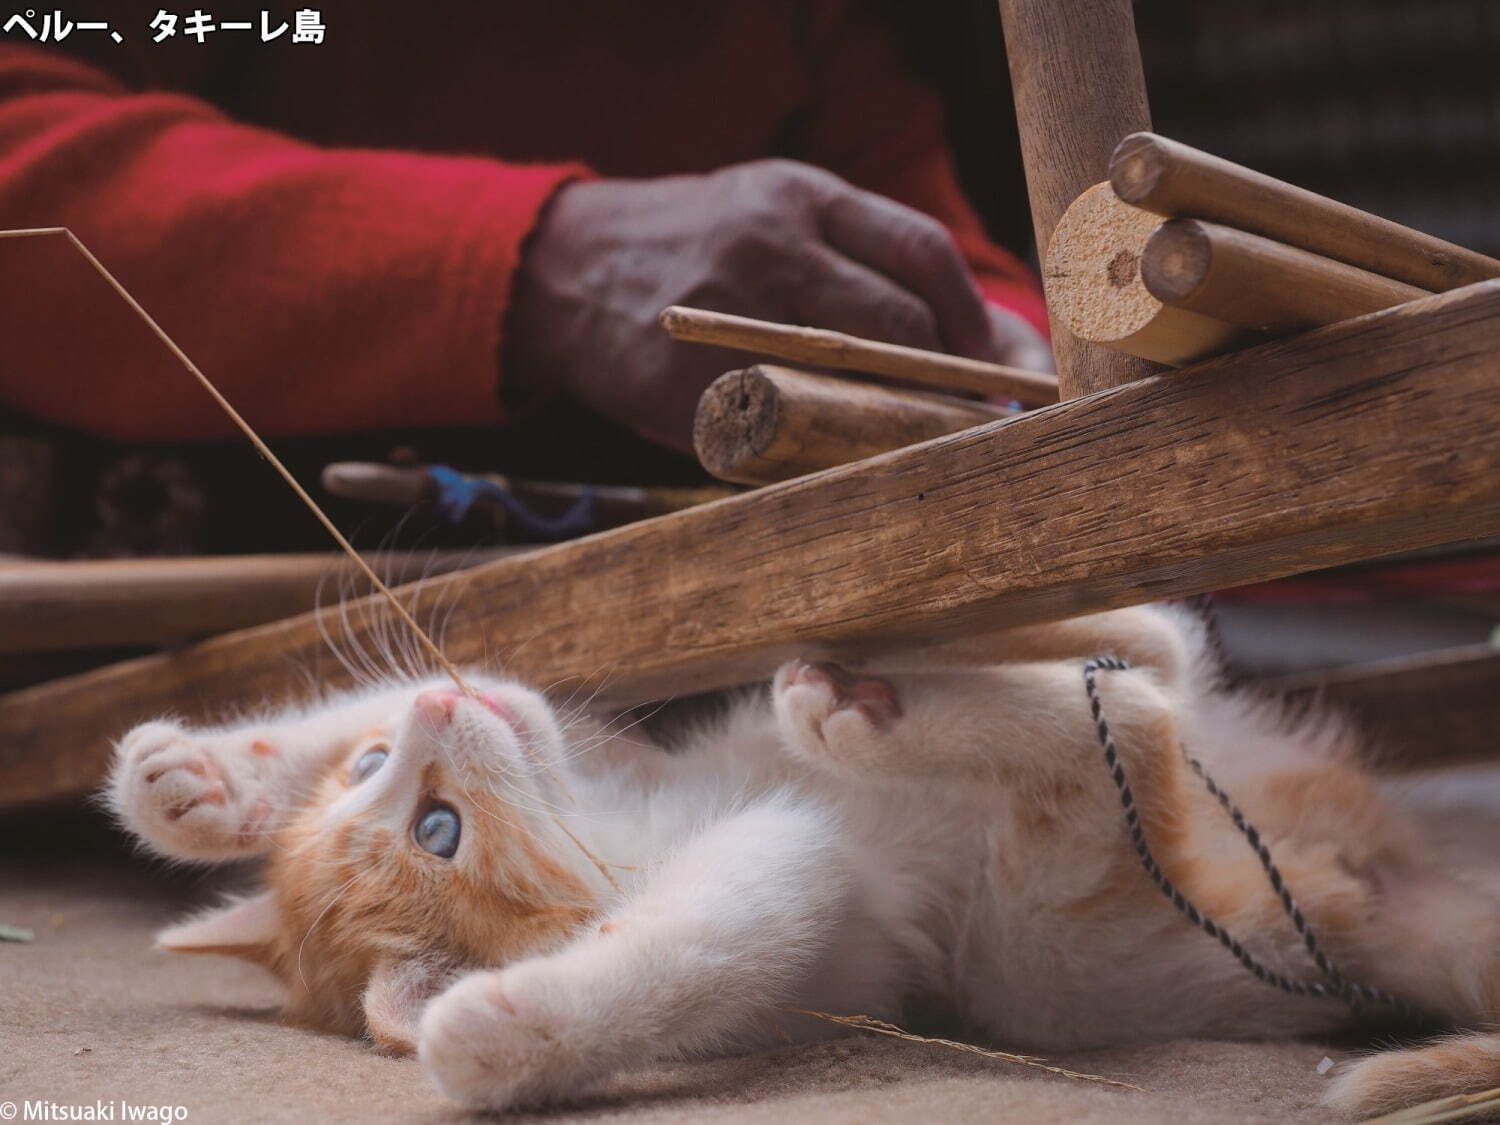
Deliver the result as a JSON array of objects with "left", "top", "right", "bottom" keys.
[
  {"left": 693, "top": 365, "right": 1009, "bottom": 486},
  {"left": 1142, "top": 218, "right": 1431, "bottom": 335},
  {"left": 997, "top": 0, "right": 1161, "bottom": 396},
  {"left": 7, "top": 281, "right": 1500, "bottom": 807}
]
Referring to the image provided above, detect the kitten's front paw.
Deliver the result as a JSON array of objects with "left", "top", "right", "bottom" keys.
[
  {"left": 418, "top": 967, "right": 587, "bottom": 1110},
  {"left": 109, "top": 721, "right": 277, "bottom": 861},
  {"left": 773, "top": 660, "right": 902, "bottom": 771}
]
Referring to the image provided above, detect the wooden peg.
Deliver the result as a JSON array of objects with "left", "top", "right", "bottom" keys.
[
  {"left": 693, "top": 365, "right": 1010, "bottom": 486},
  {"left": 1044, "top": 183, "right": 1254, "bottom": 366},
  {"left": 1110, "top": 132, "right": 1500, "bottom": 292},
  {"left": 1141, "top": 219, "right": 1431, "bottom": 335}
]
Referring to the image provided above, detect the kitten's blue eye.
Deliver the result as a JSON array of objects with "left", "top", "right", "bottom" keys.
[
  {"left": 415, "top": 805, "right": 461, "bottom": 858},
  {"left": 349, "top": 747, "right": 388, "bottom": 784}
]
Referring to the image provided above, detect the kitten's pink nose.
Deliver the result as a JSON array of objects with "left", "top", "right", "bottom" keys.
[
  {"left": 414, "top": 688, "right": 519, "bottom": 729},
  {"left": 414, "top": 689, "right": 460, "bottom": 727}
]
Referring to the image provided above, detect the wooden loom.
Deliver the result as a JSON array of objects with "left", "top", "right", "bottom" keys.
[{"left": 3, "top": 0, "right": 1500, "bottom": 808}]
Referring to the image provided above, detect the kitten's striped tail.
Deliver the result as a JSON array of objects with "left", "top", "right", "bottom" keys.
[{"left": 1327, "top": 1031, "right": 1500, "bottom": 1119}]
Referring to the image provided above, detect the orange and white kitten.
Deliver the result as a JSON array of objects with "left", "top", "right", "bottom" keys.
[{"left": 107, "top": 605, "right": 1500, "bottom": 1115}]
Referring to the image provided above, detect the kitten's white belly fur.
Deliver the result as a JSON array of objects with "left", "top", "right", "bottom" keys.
[{"left": 563, "top": 685, "right": 1345, "bottom": 1056}]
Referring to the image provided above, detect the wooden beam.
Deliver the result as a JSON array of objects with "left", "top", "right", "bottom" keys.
[
  {"left": 1263, "top": 646, "right": 1500, "bottom": 769},
  {"left": 7, "top": 281, "right": 1500, "bottom": 807},
  {"left": 997, "top": 0, "right": 1161, "bottom": 396},
  {"left": 0, "top": 551, "right": 525, "bottom": 654}
]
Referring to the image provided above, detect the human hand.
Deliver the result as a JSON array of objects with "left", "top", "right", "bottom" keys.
[{"left": 505, "top": 159, "right": 1050, "bottom": 453}]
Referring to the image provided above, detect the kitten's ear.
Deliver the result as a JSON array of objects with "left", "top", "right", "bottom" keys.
[
  {"left": 363, "top": 955, "right": 462, "bottom": 1053},
  {"left": 156, "top": 891, "right": 281, "bottom": 967}
]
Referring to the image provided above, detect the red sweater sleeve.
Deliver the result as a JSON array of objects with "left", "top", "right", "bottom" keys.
[
  {"left": 786, "top": 6, "right": 1048, "bottom": 337},
  {"left": 0, "top": 45, "right": 587, "bottom": 441}
]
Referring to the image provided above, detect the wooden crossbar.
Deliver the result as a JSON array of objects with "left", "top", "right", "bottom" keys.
[
  {"left": 1267, "top": 646, "right": 1500, "bottom": 770},
  {"left": 5, "top": 281, "right": 1500, "bottom": 807}
]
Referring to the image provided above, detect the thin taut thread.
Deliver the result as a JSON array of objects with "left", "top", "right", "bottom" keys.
[
  {"left": 1, "top": 227, "right": 475, "bottom": 695},
  {"left": 3, "top": 227, "right": 623, "bottom": 895}
]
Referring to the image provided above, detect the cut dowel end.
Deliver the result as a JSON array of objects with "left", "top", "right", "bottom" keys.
[
  {"left": 1107, "top": 132, "right": 1169, "bottom": 208},
  {"left": 1141, "top": 219, "right": 1213, "bottom": 304},
  {"left": 658, "top": 305, "right": 691, "bottom": 333},
  {"left": 1045, "top": 182, "right": 1247, "bottom": 366},
  {"left": 693, "top": 368, "right": 781, "bottom": 483},
  {"left": 320, "top": 462, "right": 434, "bottom": 506}
]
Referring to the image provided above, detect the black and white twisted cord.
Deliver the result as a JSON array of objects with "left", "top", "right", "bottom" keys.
[{"left": 1082, "top": 656, "right": 1421, "bottom": 1022}]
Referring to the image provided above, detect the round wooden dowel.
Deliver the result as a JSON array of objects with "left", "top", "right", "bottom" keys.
[
  {"left": 693, "top": 365, "right": 1010, "bottom": 487},
  {"left": 0, "top": 550, "right": 526, "bottom": 654},
  {"left": 1141, "top": 219, "right": 1431, "bottom": 335},
  {"left": 322, "top": 462, "right": 735, "bottom": 525},
  {"left": 1110, "top": 132, "right": 1500, "bottom": 293},
  {"left": 1044, "top": 183, "right": 1253, "bottom": 366}
]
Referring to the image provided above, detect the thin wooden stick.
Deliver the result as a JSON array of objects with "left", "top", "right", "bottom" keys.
[
  {"left": 1141, "top": 218, "right": 1431, "bottom": 334},
  {"left": 1109, "top": 133, "right": 1500, "bottom": 293},
  {"left": 321, "top": 462, "right": 736, "bottom": 523},
  {"left": 659, "top": 305, "right": 1058, "bottom": 404}
]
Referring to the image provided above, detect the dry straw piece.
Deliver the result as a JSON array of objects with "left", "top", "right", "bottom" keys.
[
  {"left": 0, "top": 226, "right": 624, "bottom": 894},
  {"left": 791, "top": 1010, "right": 1142, "bottom": 1092},
  {"left": 1360, "top": 1084, "right": 1500, "bottom": 1124}
]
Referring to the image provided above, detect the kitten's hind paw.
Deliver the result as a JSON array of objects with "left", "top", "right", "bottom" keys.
[
  {"left": 773, "top": 660, "right": 902, "bottom": 772},
  {"left": 109, "top": 721, "right": 276, "bottom": 862}
]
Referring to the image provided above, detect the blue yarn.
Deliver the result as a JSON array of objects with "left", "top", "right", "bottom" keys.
[{"left": 428, "top": 464, "right": 597, "bottom": 541}]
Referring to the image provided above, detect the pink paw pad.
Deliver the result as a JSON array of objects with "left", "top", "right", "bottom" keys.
[
  {"left": 250, "top": 739, "right": 279, "bottom": 757},
  {"left": 792, "top": 662, "right": 902, "bottom": 728},
  {"left": 146, "top": 752, "right": 222, "bottom": 787},
  {"left": 237, "top": 799, "right": 274, "bottom": 846},
  {"left": 165, "top": 779, "right": 226, "bottom": 820}
]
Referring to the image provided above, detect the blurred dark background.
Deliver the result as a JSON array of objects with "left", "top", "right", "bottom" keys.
[{"left": 890, "top": 0, "right": 1500, "bottom": 261}]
